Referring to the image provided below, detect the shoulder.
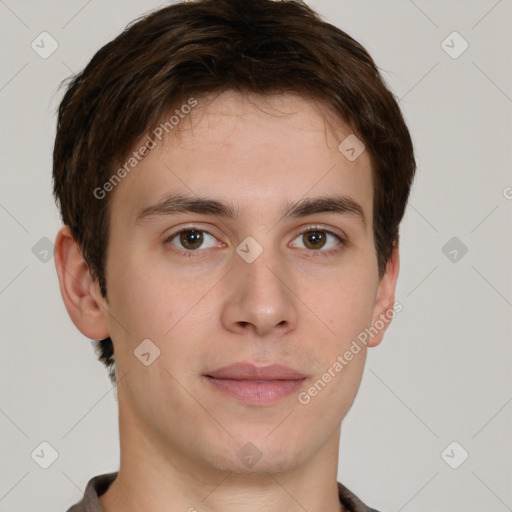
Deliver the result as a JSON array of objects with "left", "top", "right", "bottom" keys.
[
  {"left": 65, "top": 472, "right": 118, "bottom": 512},
  {"left": 337, "top": 481, "right": 382, "bottom": 512}
]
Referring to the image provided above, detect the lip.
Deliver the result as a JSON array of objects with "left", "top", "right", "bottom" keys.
[
  {"left": 205, "top": 362, "right": 307, "bottom": 380},
  {"left": 203, "top": 363, "right": 307, "bottom": 405}
]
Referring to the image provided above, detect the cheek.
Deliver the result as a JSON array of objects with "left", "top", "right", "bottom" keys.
[
  {"left": 291, "top": 268, "right": 376, "bottom": 402},
  {"left": 318, "top": 268, "right": 377, "bottom": 345},
  {"left": 107, "top": 250, "right": 177, "bottom": 332},
  {"left": 302, "top": 286, "right": 371, "bottom": 413},
  {"left": 105, "top": 256, "right": 221, "bottom": 382},
  {"left": 332, "top": 288, "right": 374, "bottom": 340}
]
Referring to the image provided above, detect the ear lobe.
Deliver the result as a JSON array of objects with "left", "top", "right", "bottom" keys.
[
  {"left": 367, "top": 240, "right": 400, "bottom": 348},
  {"left": 54, "top": 225, "right": 110, "bottom": 340}
]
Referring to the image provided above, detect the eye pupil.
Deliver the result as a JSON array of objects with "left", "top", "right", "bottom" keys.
[
  {"left": 180, "top": 230, "right": 203, "bottom": 249},
  {"left": 304, "top": 230, "right": 326, "bottom": 250}
]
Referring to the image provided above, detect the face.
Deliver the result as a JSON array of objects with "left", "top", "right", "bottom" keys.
[{"left": 89, "top": 91, "right": 397, "bottom": 475}]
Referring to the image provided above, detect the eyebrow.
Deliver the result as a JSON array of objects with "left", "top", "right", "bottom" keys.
[{"left": 133, "top": 193, "right": 366, "bottom": 229}]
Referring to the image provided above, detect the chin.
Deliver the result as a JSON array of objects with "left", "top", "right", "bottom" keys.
[{"left": 207, "top": 438, "right": 304, "bottom": 475}]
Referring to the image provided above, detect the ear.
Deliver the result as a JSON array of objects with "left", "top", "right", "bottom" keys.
[
  {"left": 54, "top": 225, "right": 110, "bottom": 340},
  {"left": 367, "top": 240, "right": 400, "bottom": 348}
]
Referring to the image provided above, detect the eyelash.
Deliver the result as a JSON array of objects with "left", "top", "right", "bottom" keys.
[
  {"left": 292, "top": 225, "right": 346, "bottom": 258},
  {"left": 164, "top": 224, "right": 347, "bottom": 259}
]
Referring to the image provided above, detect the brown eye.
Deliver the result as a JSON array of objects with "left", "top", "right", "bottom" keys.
[
  {"left": 179, "top": 230, "right": 204, "bottom": 250},
  {"left": 302, "top": 230, "right": 327, "bottom": 250},
  {"left": 166, "top": 229, "right": 219, "bottom": 253},
  {"left": 290, "top": 227, "right": 344, "bottom": 256}
]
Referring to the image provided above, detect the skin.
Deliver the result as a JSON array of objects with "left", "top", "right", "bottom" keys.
[{"left": 55, "top": 91, "right": 399, "bottom": 512}]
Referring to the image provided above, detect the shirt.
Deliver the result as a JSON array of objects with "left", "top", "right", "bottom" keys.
[{"left": 65, "top": 472, "right": 381, "bottom": 512}]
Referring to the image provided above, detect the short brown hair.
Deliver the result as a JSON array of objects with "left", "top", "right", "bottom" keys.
[{"left": 53, "top": 0, "right": 416, "bottom": 384}]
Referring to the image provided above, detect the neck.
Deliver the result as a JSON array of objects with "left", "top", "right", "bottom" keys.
[{"left": 99, "top": 401, "right": 345, "bottom": 512}]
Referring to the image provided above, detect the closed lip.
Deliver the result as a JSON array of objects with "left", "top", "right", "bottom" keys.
[{"left": 204, "top": 363, "right": 307, "bottom": 380}]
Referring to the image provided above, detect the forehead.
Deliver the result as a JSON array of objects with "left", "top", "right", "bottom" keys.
[{"left": 108, "top": 91, "right": 374, "bottom": 229}]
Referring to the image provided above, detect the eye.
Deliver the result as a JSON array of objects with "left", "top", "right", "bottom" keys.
[
  {"left": 165, "top": 227, "right": 222, "bottom": 255},
  {"left": 289, "top": 226, "right": 345, "bottom": 255},
  {"left": 164, "top": 225, "right": 346, "bottom": 259}
]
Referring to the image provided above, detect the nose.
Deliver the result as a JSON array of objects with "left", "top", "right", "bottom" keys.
[{"left": 220, "top": 242, "right": 299, "bottom": 338}]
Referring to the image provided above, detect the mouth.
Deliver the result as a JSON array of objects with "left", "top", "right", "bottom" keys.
[{"left": 203, "top": 363, "right": 307, "bottom": 405}]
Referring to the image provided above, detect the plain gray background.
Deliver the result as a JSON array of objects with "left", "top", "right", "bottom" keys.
[{"left": 0, "top": 1, "right": 510, "bottom": 511}]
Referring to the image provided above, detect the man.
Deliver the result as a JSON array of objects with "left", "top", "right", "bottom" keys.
[{"left": 53, "top": 1, "right": 415, "bottom": 511}]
